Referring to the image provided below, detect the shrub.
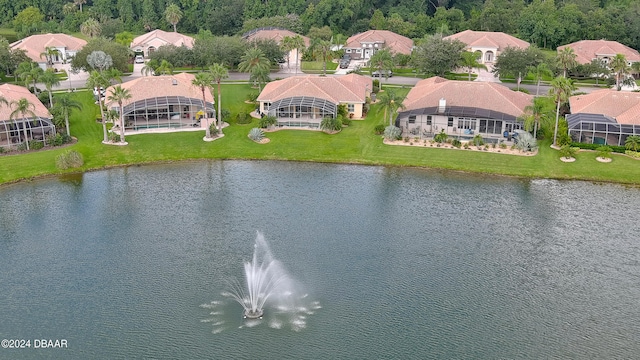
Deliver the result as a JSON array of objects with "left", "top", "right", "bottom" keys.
[
  {"left": 17, "top": 142, "right": 28, "bottom": 151},
  {"left": 596, "top": 146, "right": 612, "bottom": 159},
  {"left": 248, "top": 127, "right": 265, "bottom": 142},
  {"left": 246, "top": 91, "right": 258, "bottom": 102},
  {"left": 30, "top": 141, "right": 44, "bottom": 150},
  {"left": 383, "top": 125, "right": 402, "bottom": 140},
  {"left": 259, "top": 115, "right": 277, "bottom": 128},
  {"left": 463, "top": 143, "right": 469, "bottom": 149},
  {"left": 559, "top": 145, "right": 578, "bottom": 159},
  {"left": 108, "top": 132, "right": 120, "bottom": 142},
  {"left": 341, "top": 117, "right": 351, "bottom": 126},
  {"left": 472, "top": 134, "right": 484, "bottom": 146},
  {"left": 499, "top": 142, "right": 507, "bottom": 149},
  {"left": 236, "top": 112, "right": 251, "bottom": 124},
  {"left": 320, "top": 116, "right": 342, "bottom": 132},
  {"left": 433, "top": 130, "right": 448, "bottom": 143},
  {"left": 570, "top": 142, "right": 625, "bottom": 153},
  {"left": 0, "top": 146, "right": 4, "bottom": 153},
  {"left": 374, "top": 124, "right": 385, "bottom": 135},
  {"left": 515, "top": 131, "right": 538, "bottom": 152},
  {"left": 372, "top": 79, "right": 380, "bottom": 93},
  {"left": 625, "top": 150, "right": 640, "bottom": 158},
  {"left": 55, "top": 150, "right": 84, "bottom": 169},
  {"left": 209, "top": 123, "right": 219, "bottom": 136},
  {"left": 452, "top": 139, "right": 462, "bottom": 148}
]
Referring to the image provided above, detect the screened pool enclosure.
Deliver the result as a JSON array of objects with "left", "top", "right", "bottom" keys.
[
  {"left": 0, "top": 117, "right": 56, "bottom": 149},
  {"left": 567, "top": 113, "right": 640, "bottom": 146},
  {"left": 265, "top": 96, "right": 336, "bottom": 128},
  {"left": 115, "top": 96, "right": 215, "bottom": 132}
]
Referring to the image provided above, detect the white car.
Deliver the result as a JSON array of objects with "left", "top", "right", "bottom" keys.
[{"left": 135, "top": 55, "right": 144, "bottom": 64}]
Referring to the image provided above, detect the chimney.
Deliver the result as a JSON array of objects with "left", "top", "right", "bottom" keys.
[{"left": 438, "top": 98, "right": 446, "bottom": 113}]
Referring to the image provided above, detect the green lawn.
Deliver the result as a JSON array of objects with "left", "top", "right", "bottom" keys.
[
  {"left": 1, "top": 84, "right": 640, "bottom": 185},
  {"left": 301, "top": 61, "right": 338, "bottom": 73}
]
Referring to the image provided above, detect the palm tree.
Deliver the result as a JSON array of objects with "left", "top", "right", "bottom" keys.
[
  {"left": 459, "top": 51, "right": 487, "bottom": 81},
  {"left": 281, "top": 36, "right": 295, "bottom": 71},
  {"left": 39, "top": 70, "right": 59, "bottom": 108},
  {"left": 209, "top": 63, "right": 229, "bottom": 131},
  {"left": 80, "top": 18, "right": 101, "bottom": 38},
  {"left": 378, "top": 90, "right": 406, "bottom": 126},
  {"left": 528, "top": 62, "right": 553, "bottom": 96},
  {"left": 9, "top": 98, "right": 37, "bottom": 150},
  {"left": 238, "top": 48, "right": 270, "bottom": 88},
  {"left": 141, "top": 63, "right": 155, "bottom": 76},
  {"left": 39, "top": 47, "right": 60, "bottom": 68},
  {"left": 290, "top": 35, "right": 306, "bottom": 75},
  {"left": 164, "top": 4, "right": 183, "bottom": 32},
  {"left": 522, "top": 97, "right": 548, "bottom": 139},
  {"left": 16, "top": 62, "right": 43, "bottom": 94},
  {"left": 86, "top": 70, "right": 110, "bottom": 143},
  {"left": 610, "top": 54, "right": 631, "bottom": 91},
  {"left": 107, "top": 85, "right": 132, "bottom": 144},
  {"left": 54, "top": 94, "right": 82, "bottom": 137},
  {"left": 191, "top": 72, "right": 214, "bottom": 139},
  {"left": 155, "top": 60, "right": 174, "bottom": 75},
  {"left": 310, "top": 38, "right": 333, "bottom": 76},
  {"left": 549, "top": 76, "right": 576, "bottom": 146},
  {"left": 625, "top": 135, "right": 640, "bottom": 152},
  {"left": 556, "top": 47, "right": 578, "bottom": 77},
  {"left": 74, "top": 0, "right": 86, "bottom": 12},
  {"left": 249, "top": 66, "right": 270, "bottom": 92},
  {"left": 369, "top": 49, "right": 394, "bottom": 82}
]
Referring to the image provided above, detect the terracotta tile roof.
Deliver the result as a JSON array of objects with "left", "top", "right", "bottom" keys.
[
  {"left": 243, "top": 28, "right": 310, "bottom": 47},
  {"left": 130, "top": 30, "right": 194, "bottom": 50},
  {"left": 345, "top": 30, "right": 413, "bottom": 55},
  {"left": 10, "top": 33, "right": 87, "bottom": 63},
  {"left": 0, "top": 84, "right": 52, "bottom": 121},
  {"left": 569, "top": 89, "right": 640, "bottom": 125},
  {"left": 105, "top": 73, "right": 213, "bottom": 108},
  {"left": 558, "top": 40, "right": 640, "bottom": 64},
  {"left": 403, "top": 76, "right": 533, "bottom": 118},
  {"left": 257, "top": 75, "right": 372, "bottom": 104},
  {"left": 444, "top": 30, "right": 529, "bottom": 51}
]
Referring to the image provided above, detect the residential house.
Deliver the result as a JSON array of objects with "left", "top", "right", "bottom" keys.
[
  {"left": 567, "top": 89, "right": 640, "bottom": 146},
  {"left": 444, "top": 30, "right": 530, "bottom": 64},
  {"left": 395, "top": 77, "right": 533, "bottom": 142},
  {"left": 130, "top": 29, "right": 195, "bottom": 58},
  {"left": 10, "top": 33, "right": 87, "bottom": 70},
  {"left": 344, "top": 30, "right": 413, "bottom": 60},
  {"left": 242, "top": 27, "right": 310, "bottom": 64},
  {"left": 0, "top": 84, "right": 55, "bottom": 149},
  {"left": 257, "top": 74, "right": 372, "bottom": 128},
  {"left": 105, "top": 73, "right": 214, "bottom": 134},
  {"left": 557, "top": 40, "right": 640, "bottom": 66}
]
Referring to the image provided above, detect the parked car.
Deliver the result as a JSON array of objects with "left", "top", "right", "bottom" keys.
[
  {"left": 135, "top": 55, "right": 144, "bottom": 64},
  {"left": 339, "top": 60, "right": 350, "bottom": 69},
  {"left": 371, "top": 70, "right": 393, "bottom": 78}
]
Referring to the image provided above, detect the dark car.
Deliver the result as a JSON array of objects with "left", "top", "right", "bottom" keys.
[
  {"left": 371, "top": 70, "right": 393, "bottom": 78},
  {"left": 339, "top": 60, "right": 350, "bottom": 69}
]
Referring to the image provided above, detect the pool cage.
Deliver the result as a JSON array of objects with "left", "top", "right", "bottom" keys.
[
  {"left": 0, "top": 117, "right": 56, "bottom": 149},
  {"left": 266, "top": 96, "right": 336, "bottom": 128},
  {"left": 116, "top": 96, "right": 215, "bottom": 132},
  {"left": 567, "top": 113, "right": 640, "bottom": 146}
]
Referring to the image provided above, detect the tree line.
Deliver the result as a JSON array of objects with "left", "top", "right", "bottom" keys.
[{"left": 3, "top": 0, "right": 640, "bottom": 51}]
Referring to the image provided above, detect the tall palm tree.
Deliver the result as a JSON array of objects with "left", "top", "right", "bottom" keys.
[
  {"left": 209, "top": 63, "right": 229, "bottom": 131},
  {"left": 528, "top": 62, "right": 553, "bottom": 95},
  {"left": 54, "top": 94, "right": 82, "bottom": 137},
  {"left": 378, "top": 90, "right": 406, "bottom": 126},
  {"left": 522, "top": 97, "right": 548, "bottom": 139},
  {"left": 86, "top": 70, "right": 110, "bottom": 143},
  {"left": 165, "top": 4, "right": 183, "bottom": 32},
  {"left": 238, "top": 48, "right": 270, "bottom": 88},
  {"left": 310, "top": 38, "right": 333, "bottom": 76},
  {"left": 290, "top": 35, "right": 306, "bottom": 75},
  {"left": 549, "top": 76, "right": 576, "bottom": 146},
  {"left": 39, "top": 69, "right": 59, "bottom": 108},
  {"left": 39, "top": 47, "right": 60, "bottom": 68},
  {"left": 459, "top": 51, "right": 487, "bottom": 81},
  {"left": 281, "top": 36, "right": 295, "bottom": 71},
  {"left": 16, "top": 62, "right": 44, "bottom": 94},
  {"left": 80, "top": 18, "right": 101, "bottom": 38},
  {"left": 610, "top": 54, "right": 631, "bottom": 91},
  {"left": 74, "top": 0, "right": 86, "bottom": 12},
  {"left": 556, "top": 47, "right": 578, "bottom": 78},
  {"left": 369, "top": 49, "right": 394, "bottom": 82},
  {"left": 191, "top": 72, "right": 214, "bottom": 138},
  {"left": 9, "top": 98, "right": 37, "bottom": 150},
  {"left": 107, "top": 85, "right": 132, "bottom": 144}
]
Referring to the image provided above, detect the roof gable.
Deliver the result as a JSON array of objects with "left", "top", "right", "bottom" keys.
[
  {"left": 10, "top": 33, "right": 87, "bottom": 63},
  {"left": 570, "top": 89, "right": 640, "bottom": 125},
  {"left": 258, "top": 75, "right": 372, "bottom": 104},
  {"left": 131, "top": 30, "right": 194, "bottom": 49},
  {"left": 0, "top": 84, "right": 52, "bottom": 120},
  {"left": 444, "top": 30, "right": 529, "bottom": 51},
  {"left": 558, "top": 40, "right": 640, "bottom": 64},
  {"left": 345, "top": 30, "right": 413, "bottom": 55},
  {"left": 243, "top": 28, "right": 311, "bottom": 47}
]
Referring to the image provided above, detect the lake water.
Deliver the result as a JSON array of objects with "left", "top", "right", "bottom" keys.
[{"left": 1, "top": 161, "right": 639, "bottom": 359}]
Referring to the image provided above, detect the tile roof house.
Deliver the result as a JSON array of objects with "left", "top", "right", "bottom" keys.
[
  {"left": 242, "top": 28, "right": 311, "bottom": 70},
  {"left": 0, "top": 84, "right": 54, "bottom": 149},
  {"left": 444, "top": 30, "right": 530, "bottom": 64},
  {"left": 567, "top": 89, "right": 640, "bottom": 146},
  {"left": 257, "top": 74, "right": 372, "bottom": 128},
  {"left": 10, "top": 33, "right": 87, "bottom": 70},
  {"left": 105, "top": 73, "right": 214, "bottom": 134},
  {"left": 557, "top": 40, "right": 640, "bottom": 65},
  {"left": 396, "top": 76, "right": 533, "bottom": 141},
  {"left": 344, "top": 30, "right": 413, "bottom": 60},
  {"left": 130, "top": 30, "right": 195, "bottom": 58}
]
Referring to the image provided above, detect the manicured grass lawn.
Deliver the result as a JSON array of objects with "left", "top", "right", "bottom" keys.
[
  {"left": 1, "top": 84, "right": 640, "bottom": 185},
  {"left": 301, "top": 61, "right": 338, "bottom": 72}
]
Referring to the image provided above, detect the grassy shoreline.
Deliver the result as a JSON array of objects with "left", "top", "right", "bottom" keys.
[{"left": 1, "top": 84, "right": 639, "bottom": 186}]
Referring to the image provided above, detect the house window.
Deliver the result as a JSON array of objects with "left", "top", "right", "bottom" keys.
[
  {"left": 347, "top": 104, "right": 355, "bottom": 112},
  {"left": 374, "top": 43, "right": 379, "bottom": 48},
  {"left": 426, "top": 116, "right": 432, "bottom": 125},
  {"left": 346, "top": 49, "right": 352, "bottom": 53},
  {"left": 356, "top": 49, "right": 362, "bottom": 53},
  {"left": 408, "top": 115, "right": 416, "bottom": 124},
  {"left": 447, "top": 117, "right": 453, "bottom": 127}
]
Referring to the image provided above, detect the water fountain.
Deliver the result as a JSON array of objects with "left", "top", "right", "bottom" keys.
[{"left": 224, "top": 232, "right": 299, "bottom": 319}]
